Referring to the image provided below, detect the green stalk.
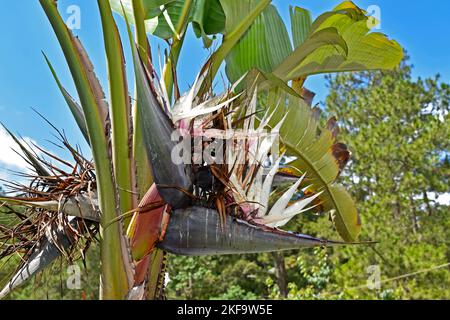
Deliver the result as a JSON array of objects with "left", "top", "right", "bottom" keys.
[
  {"left": 213, "top": 0, "right": 271, "bottom": 75},
  {"left": 132, "top": 0, "right": 153, "bottom": 198},
  {"left": 132, "top": 0, "right": 151, "bottom": 65},
  {"left": 199, "top": 0, "right": 270, "bottom": 96},
  {"left": 162, "top": 0, "right": 192, "bottom": 101},
  {"left": 146, "top": 250, "right": 167, "bottom": 299},
  {"left": 162, "top": 33, "right": 186, "bottom": 102},
  {"left": 129, "top": 1, "right": 170, "bottom": 301},
  {"left": 98, "top": 0, "right": 136, "bottom": 222},
  {"left": 40, "top": 0, "right": 133, "bottom": 299}
]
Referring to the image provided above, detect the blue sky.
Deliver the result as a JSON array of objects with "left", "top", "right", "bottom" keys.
[{"left": 0, "top": 0, "right": 449, "bottom": 177}]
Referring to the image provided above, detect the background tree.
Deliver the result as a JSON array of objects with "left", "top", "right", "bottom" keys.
[{"left": 321, "top": 57, "right": 450, "bottom": 299}]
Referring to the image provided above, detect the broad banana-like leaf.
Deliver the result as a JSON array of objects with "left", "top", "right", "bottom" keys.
[
  {"left": 111, "top": 0, "right": 271, "bottom": 95},
  {"left": 111, "top": 0, "right": 176, "bottom": 18},
  {"left": 266, "top": 88, "right": 360, "bottom": 242},
  {"left": 200, "top": 0, "right": 271, "bottom": 94},
  {"left": 110, "top": 0, "right": 224, "bottom": 45},
  {"left": 226, "top": 1, "right": 402, "bottom": 84},
  {"left": 109, "top": 0, "right": 175, "bottom": 35},
  {"left": 273, "top": 1, "right": 403, "bottom": 80},
  {"left": 225, "top": 4, "right": 292, "bottom": 83},
  {"left": 192, "top": 0, "right": 225, "bottom": 47},
  {"left": 40, "top": 0, "right": 133, "bottom": 299},
  {"left": 273, "top": 26, "right": 348, "bottom": 81},
  {"left": 224, "top": 4, "right": 348, "bottom": 83},
  {"left": 290, "top": 5, "right": 312, "bottom": 48},
  {"left": 150, "top": 0, "right": 189, "bottom": 39}
]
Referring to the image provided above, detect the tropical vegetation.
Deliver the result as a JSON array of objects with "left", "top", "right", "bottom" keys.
[{"left": 0, "top": 0, "right": 406, "bottom": 300}]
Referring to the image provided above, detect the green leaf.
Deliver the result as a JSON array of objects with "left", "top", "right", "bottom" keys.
[
  {"left": 109, "top": 0, "right": 174, "bottom": 35},
  {"left": 237, "top": 68, "right": 300, "bottom": 98},
  {"left": 192, "top": 0, "right": 225, "bottom": 48},
  {"left": 273, "top": 26, "right": 348, "bottom": 81},
  {"left": 265, "top": 88, "right": 361, "bottom": 241},
  {"left": 109, "top": 0, "right": 134, "bottom": 20},
  {"left": 151, "top": 0, "right": 186, "bottom": 39},
  {"left": 220, "top": 0, "right": 268, "bottom": 35},
  {"left": 131, "top": 0, "right": 154, "bottom": 198},
  {"left": 274, "top": 1, "right": 403, "bottom": 81},
  {"left": 290, "top": 6, "right": 312, "bottom": 48},
  {"left": 43, "top": 53, "right": 90, "bottom": 145},
  {"left": 328, "top": 185, "right": 361, "bottom": 242},
  {"left": 160, "top": 0, "right": 193, "bottom": 101},
  {"left": 143, "top": 0, "right": 177, "bottom": 13},
  {"left": 109, "top": 0, "right": 176, "bottom": 20},
  {"left": 223, "top": 1, "right": 402, "bottom": 85},
  {"left": 198, "top": 0, "right": 271, "bottom": 94},
  {"left": 98, "top": 0, "right": 136, "bottom": 221},
  {"left": 40, "top": 0, "right": 133, "bottom": 299},
  {"left": 225, "top": 5, "right": 292, "bottom": 83},
  {"left": 199, "top": 0, "right": 225, "bottom": 35},
  {"left": 111, "top": 0, "right": 225, "bottom": 47}
]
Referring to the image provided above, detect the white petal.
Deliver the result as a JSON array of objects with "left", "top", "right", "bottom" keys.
[
  {"left": 244, "top": 89, "right": 257, "bottom": 131},
  {"left": 171, "top": 69, "right": 206, "bottom": 119},
  {"left": 267, "top": 173, "right": 306, "bottom": 216},
  {"left": 283, "top": 191, "right": 323, "bottom": 216},
  {"left": 257, "top": 107, "right": 277, "bottom": 132},
  {"left": 262, "top": 201, "right": 321, "bottom": 228},
  {"left": 247, "top": 166, "right": 263, "bottom": 205},
  {"left": 258, "top": 154, "right": 284, "bottom": 217},
  {"left": 173, "top": 94, "right": 240, "bottom": 122}
]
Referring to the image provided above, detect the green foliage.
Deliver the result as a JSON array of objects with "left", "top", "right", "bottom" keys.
[
  {"left": 226, "top": 1, "right": 403, "bottom": 83},
  {"left": 2, "top": 0, "right": 443, "bottom": 300},
  {"left": 264, "top": 89, "right": 361, "bottom": 241},
  {"left": 162, "top": 58, "right": 450, "bottom": 300},
  {"left": 323, "top": 57, "right": 450, "bottom": 299},
  {"left": 0, "top": 207, "right": 100, "bottom": 300},
  {"left": 266, "top": 248, "right": 334, "bottom": 300},
  {"left": 165, "top": 255, "right": 269, "bottom": 299},
  {"left": 3, "top": 57, "right": 447, "bottom": 300},
  {"left": 0, "top": 236, "right": 101, "bottom": 300},
  {"left": 40, "top": 0, "right": 133, "bottom": 299}
]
